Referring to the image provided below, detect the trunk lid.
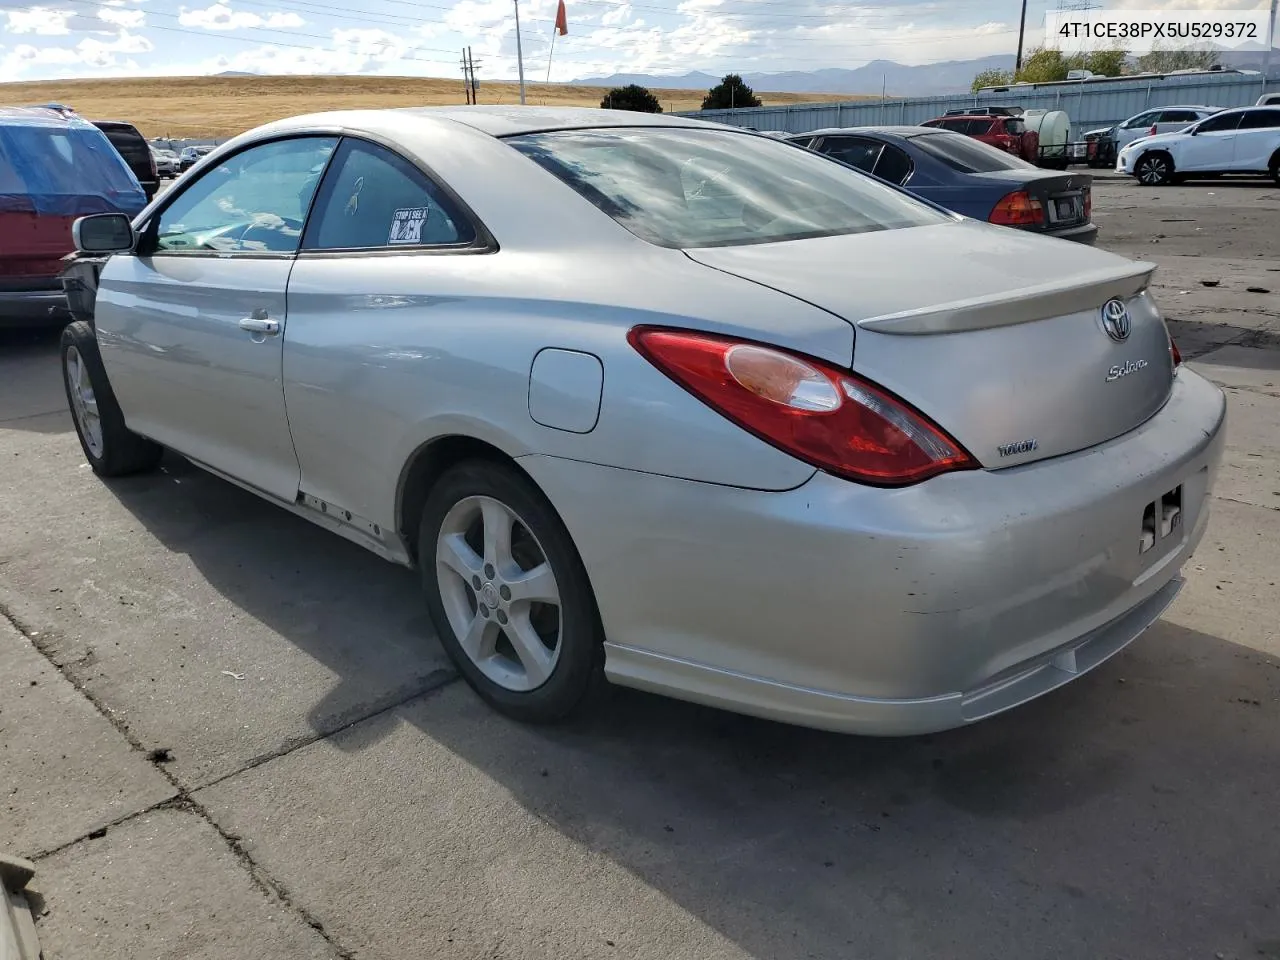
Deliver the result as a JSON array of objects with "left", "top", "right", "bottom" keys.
[
  {"left": 685, "top": 220, "right": 1175, "bottom": 469},
  {"left": 974, "top": 170, "right": 1092, "bottom": 229}
]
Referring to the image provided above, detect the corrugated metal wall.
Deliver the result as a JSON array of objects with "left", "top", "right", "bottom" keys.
[{"left": 683, "top": 72, "right": 1280, "bottom": 135}]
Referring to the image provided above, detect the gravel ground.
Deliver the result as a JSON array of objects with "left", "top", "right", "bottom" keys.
[{"left": 1, "top": 174, "right": 1278, "bottom": 960}]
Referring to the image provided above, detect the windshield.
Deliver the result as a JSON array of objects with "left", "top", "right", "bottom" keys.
[
  {"left": 910, "top": 131, "right": 1037, "bottom": 173},
  {"left": 505, "top": 127, "right": 949, "bottom": 249}
]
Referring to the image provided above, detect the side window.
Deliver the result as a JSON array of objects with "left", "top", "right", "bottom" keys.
[
  {"left": 152, "top": 136, "right": 337, "bottom": 254},
  {"left": 1237, "top": 109, "right": 1280, "bottom": 130},
  {"left": 819, "top": 137, "right": 882, "bottom": 174},
  {"left": 1196, "top": 112, "right": 1243, "bottom": 134},
  {"left": 871, "top": 144, "right": 913, "bottom": 185},
  {"left": 1159, "top": 110, "right": 1197, "bottom": 124},
  {"left": 1122, "top": 111, "right": 1154, "bottom": 129},
  {"left": 303, "top": 139, "right": 475, "bottom": 251},
  {"left": 1004, "top": 118, "right": 1026, "bottom": 136}
]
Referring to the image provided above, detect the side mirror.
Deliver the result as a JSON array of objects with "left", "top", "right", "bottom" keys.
[{"left": 73, "top": 213, "right": 135, "bottom": 254}]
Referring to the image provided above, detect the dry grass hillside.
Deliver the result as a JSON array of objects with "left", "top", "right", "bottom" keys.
[{"left": 0, "top": 75, "right": 867, "bottom": 139}]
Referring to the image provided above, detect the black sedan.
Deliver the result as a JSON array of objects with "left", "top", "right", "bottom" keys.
[{"left": 787, "top": 126, "right": 1097, "bottom": 244}]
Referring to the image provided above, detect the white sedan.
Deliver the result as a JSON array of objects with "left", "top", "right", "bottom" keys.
[{"left": 62, "top": 106, "right": 1224, "bottom": 735}]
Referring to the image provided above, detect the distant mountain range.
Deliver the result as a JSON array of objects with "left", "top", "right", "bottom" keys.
[{"left": 580, "top": 49, "right": 1279, "bottom": 97}]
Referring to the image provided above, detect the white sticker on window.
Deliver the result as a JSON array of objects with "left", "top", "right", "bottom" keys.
[{"left": 388, "top": 206, "right": 430, "bottom": 245}]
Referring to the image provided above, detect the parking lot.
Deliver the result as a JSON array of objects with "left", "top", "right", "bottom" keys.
[{"left": 2, "top": 174, "right": 1278, "bottom": 960}]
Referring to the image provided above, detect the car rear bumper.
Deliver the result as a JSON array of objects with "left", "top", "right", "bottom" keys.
[
  {"left": 519, "top": 368, "right": 1227, "bottom": 736},
  {"left": 0, "top": 288, "right": 70, "bottom": 326},
  {"left": 1044, "top": 221, "right": 1098, "bottom": 244}
]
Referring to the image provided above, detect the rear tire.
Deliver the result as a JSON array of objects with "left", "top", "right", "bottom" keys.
[
  {"left": 418, "top": 459, "right": 606, "bottom": 724},
  {"left": 1135, "top": 152, "right": 1173, "bottom": 186},
  {"left": 1269, "top": 151, "right": 1280, "bottom": 185},
  {"left": 60, "top": 321, "right": 163, "bottom": 477}
]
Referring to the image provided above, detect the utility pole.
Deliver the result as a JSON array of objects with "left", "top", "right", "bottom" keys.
[
  {"left": 461, "top": 48, "right": 471, "bottom": 103},
  {"left": 1265, "top": 0, "right": 1277, "bottom": 79},
  {"left": 1015, "top": 0, "right": 1028, "bottom": 73},
  {"left": 513, "top": 0, "right": 527, "bottom": 104}
]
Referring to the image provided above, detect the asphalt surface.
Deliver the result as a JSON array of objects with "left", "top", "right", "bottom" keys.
[{"left": 2, "top": 175, "right": 1279, "bottom": 960}]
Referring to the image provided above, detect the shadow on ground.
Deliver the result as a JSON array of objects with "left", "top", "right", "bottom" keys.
[{"left": 102, "top": 455, "right": 1280, "bottom": 959}]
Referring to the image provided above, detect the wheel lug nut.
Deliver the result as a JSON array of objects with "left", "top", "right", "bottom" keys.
[
  {"left": 499, "top": 585, "right": 511, "bottom": 601},
  {"left": 496, "top": 610, "right": 508, "bottom": 625},
  {"left": 484, "top": 563, "right": 495, "bottom": 579}
]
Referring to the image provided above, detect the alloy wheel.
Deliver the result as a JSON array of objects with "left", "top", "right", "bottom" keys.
[
  {"left": 435, "top": 495, "right": 563, "bottom": 692},
  {"left": 1137, "top": 156, "right": 1168, "bottom": 185},
  {"left": 65, "top": 345, "right": 104, "bottom": 459}
]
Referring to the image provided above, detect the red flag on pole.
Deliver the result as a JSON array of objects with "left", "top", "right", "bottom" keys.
[{"left": 555, "top": 0, "right": 568, "bottom": 35}]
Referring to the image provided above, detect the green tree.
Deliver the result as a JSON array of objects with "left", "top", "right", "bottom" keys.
[
  {"left": 975, "top": 46, "right": 1129, "bottom": 88},
  {"left": 1081, "top": 47, "right": 1127, "bottom": 77},
  {"left": 972, "top": 67, "right": 1014, "bottom": 91},
  {"left": 600, "top": 84, "right": 663, "bottom": 113},
  {"left": 1137, "top": 46, "right": 1221, "bottom": 73},
  {"left": 701, "top": 74, "right": 762, "bottom": 110}
]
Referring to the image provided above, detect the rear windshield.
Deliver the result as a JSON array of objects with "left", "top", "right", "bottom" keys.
[
  {"left": 506, "top": 127, "right": 949, "bottom": 249},
  {"left": 911, "top": 131, "right": 1036, "bottom": 173},
  {"left": 0, "top": 122, "right": 146, "bottom": 217}
]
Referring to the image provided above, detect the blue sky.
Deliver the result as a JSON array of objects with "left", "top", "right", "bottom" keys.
[{"left": 0, "top": 0, "right": 1271, "bottom": 83}]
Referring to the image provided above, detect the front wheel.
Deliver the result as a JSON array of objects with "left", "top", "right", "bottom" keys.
[
  {"left": 419, "top": 460, "right": 605, "bottom": 723},
  {"left": 61, "top": 321, "right": 163, "bottom": 477},
  {"left": 1135, "top": 152, "right": 1173, "bottom": 186}
]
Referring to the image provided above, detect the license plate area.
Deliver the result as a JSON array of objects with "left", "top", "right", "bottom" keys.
[
  {"left": 1049, "top": 194, "right": 1083, "bottom": 223},
  {"left": 1139, "top": 484, "right": 1182, "bottom": 555}
]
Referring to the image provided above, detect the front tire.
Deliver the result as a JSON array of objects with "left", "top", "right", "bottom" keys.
[
  {"left": 60, "top": 321, "right": 163, "bottom": 477},
  {"left": 1135, "top": 152, "right": 1173, "bottom": 186},
  {"left": 419, "top": 460, "right": 605, "bottom": 724},
  {"left": 1269, "top": 151, "right": 1280, "bottom": 185}
]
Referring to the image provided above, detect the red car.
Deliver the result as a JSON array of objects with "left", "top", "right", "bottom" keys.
[
  {"left": 921, "top": 112, "right": 1040, "bottom": 165},
  {"left": 0, "top": 106, "right": 147, "bottom": 326}
]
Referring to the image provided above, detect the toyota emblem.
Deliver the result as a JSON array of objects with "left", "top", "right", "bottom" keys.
[{"left": 1100, "top": 298, "right": 1131, "bottom": 342}]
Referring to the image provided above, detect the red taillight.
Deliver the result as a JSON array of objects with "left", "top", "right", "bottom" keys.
[
  {"left": 626, "top": 327, "right": 977, "bottom": 487},
  {"left": 1149, "top": 124, "right": 1157, "bottom": 136},
  {"left": 1170, "top": 335, "right": 1182, "bottom": 367},
  {"left": 1083, "top": 187, "right": 1092, "bottom": 220},
  {"left": 989, "top": 190, "right": 1045, "bottom": 227}
]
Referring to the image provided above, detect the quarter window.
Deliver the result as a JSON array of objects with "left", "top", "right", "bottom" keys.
[
  {"left": 303, "top": 139, "right": 475, "bottom": 250},
  {"left": 151, "top": 136, "right": 337, "bottom": 254},
  {"left": 871, "top": 144, "right": 913, "bottom": 185}
]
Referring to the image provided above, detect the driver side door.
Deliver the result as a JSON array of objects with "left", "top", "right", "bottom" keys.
[{"left": 96, "top": 135, "right": 338, "bottom": 501}]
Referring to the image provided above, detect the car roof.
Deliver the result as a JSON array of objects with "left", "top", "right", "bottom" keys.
[
  {"left": 0, "top": 105, "right": 98, "bottom": 130},
  {"left": 792, "top": 125, "right": 946, "bottom": 140},
  {"left": 249, "top": 105, "right": 719, "bottom": 140}
]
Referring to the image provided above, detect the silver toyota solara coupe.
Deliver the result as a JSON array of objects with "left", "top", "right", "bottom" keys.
[{"left": 61, "top": 106, "right": 1226, "bottom": 736}]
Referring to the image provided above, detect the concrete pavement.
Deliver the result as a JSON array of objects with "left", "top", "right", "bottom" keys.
[{"left": 1, "top": 177, "right": 1278, "bottom": 960}]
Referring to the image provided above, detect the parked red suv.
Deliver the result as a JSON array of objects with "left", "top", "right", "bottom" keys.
[
  {"left": 922, "top": 112, "right": 1041, "bottom": 164},
  {"left": 0, "top": 107, "right": 147, "bottom": 326}
]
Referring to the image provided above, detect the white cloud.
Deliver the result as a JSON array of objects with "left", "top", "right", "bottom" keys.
[
  {"left": 205, "top": 26, "right": 426, "bottom": 74},
  {"left": 178, "top": 3, "right": 305, "bottom": 31},
  {"left": 98, "top": 5, "right": 145, "bottom": 28},
  {"left": 0, "top": 26, "right": 151, "bottom": 75},
  {"left": 5, "top": 7, "right": 74, "bottom": 35}
]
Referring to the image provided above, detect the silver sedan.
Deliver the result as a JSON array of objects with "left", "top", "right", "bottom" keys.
[{"left": 62, "top": 106, "right": 1226, "bottom": 736}]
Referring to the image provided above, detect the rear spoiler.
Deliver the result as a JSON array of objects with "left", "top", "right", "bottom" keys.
[{"left": 857, "top": 260, "right": 1157, "bottom": 335}]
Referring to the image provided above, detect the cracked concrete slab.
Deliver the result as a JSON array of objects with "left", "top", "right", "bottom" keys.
[
  {"left": 0, "top": 617, "right": 174, "bottom": 858},
  {"left": 0, "top": 405, "right": 454, "bottom": 790},
  {"left": 30, "top": 807, "right": 338, "bottom": 960}
]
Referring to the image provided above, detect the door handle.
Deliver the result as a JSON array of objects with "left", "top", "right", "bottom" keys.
[{"left": 239, "top": 315, "right": 279, "bottom": 336}]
